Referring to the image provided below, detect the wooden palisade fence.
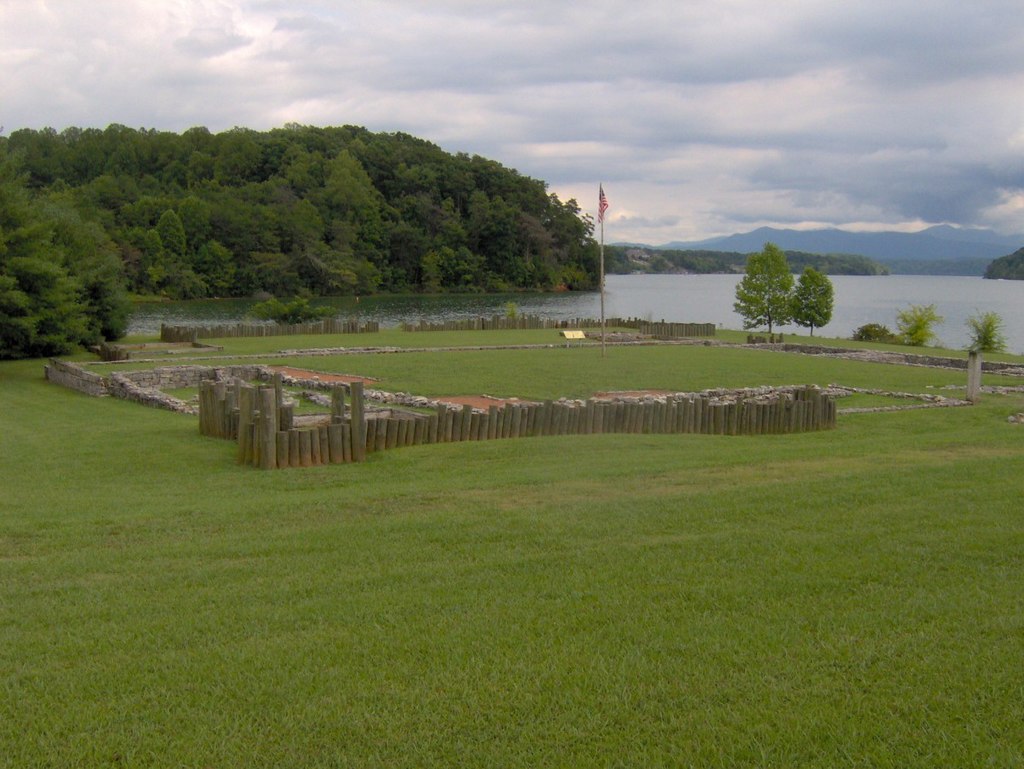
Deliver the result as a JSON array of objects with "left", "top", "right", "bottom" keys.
[
  {"left": 162, "top": 319, "right": 379, "bottom": 343},
  {"left": 200, "top": 378, "right": 836, "bottom": 470},
  {"left": 164, "top": 315, "right": 714, "bottom": 342},
  {"left": 399, "top": 315, "right": 716, "bottom": 338}
]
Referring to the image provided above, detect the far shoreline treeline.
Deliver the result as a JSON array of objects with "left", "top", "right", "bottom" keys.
[{"left": 604, "top": 245, "right": 889, "bottom": 276}]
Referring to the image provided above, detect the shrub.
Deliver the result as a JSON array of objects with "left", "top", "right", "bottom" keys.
[
  {"left": 896, "top": 304, "right": 943, "bottom": 347},
  {"left": 965, "top": 311, "right": 1007, "bottom": 353},
  {"left": 852, "top": 323, "right": 898, "bottom": 343},
  {"left": 250, "top": 297, "right": 333, "bottom": 325}
]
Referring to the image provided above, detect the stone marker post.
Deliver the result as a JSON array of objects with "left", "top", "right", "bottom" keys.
[{"left": 967, "top": 350, "right": 982, "bottom": 404}]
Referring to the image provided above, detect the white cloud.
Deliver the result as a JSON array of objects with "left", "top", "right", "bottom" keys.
[{"left": 2, "top": 0, "right": 1023, "bottom": 242}]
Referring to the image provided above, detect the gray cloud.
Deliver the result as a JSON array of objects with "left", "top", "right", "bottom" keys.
[{"left": 2, "top": 0, "right": 1022, "bottom": 242}]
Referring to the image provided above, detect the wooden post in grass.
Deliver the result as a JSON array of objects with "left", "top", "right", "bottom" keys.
[
  {"left": 319, "top": 425, "right": 330, "bottom": 463},
  {"left": 328, "top": 423, "right": 345, "bottom": 463},
  {"left": 237, "top": 385, "right": 255, "bottom": 463},
  {"left": 331, "top": 385, "right": 345, "bottom": 423},
  {"left": 967, "top": 350, "right": 982, "bottom": 404},
  {"left": 273, "top": 373, "right": 283, "bottom": 412},
  {"left": 349, "top": 381, "right": 366, "bottom": 462},
  {"left": 299, "top": 429, "right": 313, "bottom": 467},
  {"left": 257, "top": 387, "right": 277, "bottom": 470},
  {"left": 276, "top": 431, "right": 290, "bottom": 468}
]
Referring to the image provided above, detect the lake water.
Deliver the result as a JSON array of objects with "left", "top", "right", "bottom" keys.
[{"left": 129, "top": 274, "right": 1024, "bottom": 354}]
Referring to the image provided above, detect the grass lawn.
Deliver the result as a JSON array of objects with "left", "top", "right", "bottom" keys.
[{"left": 3, "top": 337, "right": 1023, "bottom": 767}]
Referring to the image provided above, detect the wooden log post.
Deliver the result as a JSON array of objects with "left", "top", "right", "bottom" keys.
[
  {"left": 212, "top": 381, "right": 227, "bottom": 438},
  {"left": 331, "top": 385, "right": 346, "bottom": 423},
  {"left": 510, "top": 405, "right": 523, "bottom": 438},
  {"left": 341, "top": 424, "right": 352, "bottom": 462},
  {"left": 237, "top": 385, "right": 256, "bottom": 464},
  {"left": 319, "top": 425, "right": 330, "bottom": 464},
  {"left": 328, "top": 423, "right": 345, "bottom": 463},
  {"left": 198, "top": 380, "right": 212, "bottom": 436},
  {"left": 276, "top": 431, "right": 290, "bottom": 468},
  {"left": 273, "top": 373, "right": 284, "bottom": 412},
  {"left": 372, "top": 417, "right": 387, "bottom": 454},
  {"left": 386, "top": 418, "right": 400, "bottom": 449},
  {"left": 257, "top": 387, "right": 278, "bottom": 470},
  {"left": 488, "top": 406, "right": 499, "bottom": 440},
  {"left": 299, "top": 429, "right": 313, "bottom": 467},
  {"left": 349, "top": 381, "right": 366, "bottom": 462},
  {"left": 279, "top": 403, "right": 294, "bottom": 432}
]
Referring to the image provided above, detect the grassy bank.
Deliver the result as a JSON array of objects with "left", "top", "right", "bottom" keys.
[{"left": 3, "top": 340, "right": 1023, "bottom": 767}]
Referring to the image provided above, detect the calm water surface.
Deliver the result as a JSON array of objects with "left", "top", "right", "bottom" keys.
[{"left": 129, "top": 274, "right": 1024, "bottom": 353}]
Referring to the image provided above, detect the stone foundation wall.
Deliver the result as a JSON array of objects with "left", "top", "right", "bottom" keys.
[
  {"left": 44, "top": 359, "right": 109, "bottom": 397},
  {"left": 45, "top": 360, "right": 277, "bottom": 413}
]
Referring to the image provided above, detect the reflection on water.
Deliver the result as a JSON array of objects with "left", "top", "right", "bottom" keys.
[{"left": 129, "top": 274, "right": 1024, "bottom": 353}]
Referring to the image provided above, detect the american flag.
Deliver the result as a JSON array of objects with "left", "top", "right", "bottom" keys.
[{"left": 598, "top": 185, "right": 609, "bottom": 223}]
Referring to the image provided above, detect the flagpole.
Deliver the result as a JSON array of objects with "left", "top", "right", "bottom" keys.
[
  {"left": 600, "top": 205, "right": 606, "bottom": 358},
  {"left": 599, "top": 184, "right": 606, "bottom": 358}
]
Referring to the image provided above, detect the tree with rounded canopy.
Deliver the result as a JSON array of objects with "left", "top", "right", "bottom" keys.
[
  {"left": 733, "top": 242, "right": 794, "bottom": 333},
  {"left": 790, "top": 266, "right": 834, "bottom": 336}
]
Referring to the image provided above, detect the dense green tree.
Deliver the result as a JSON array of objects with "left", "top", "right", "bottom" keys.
[
  {"left": 43, "top": 195, "right": 130, "bottom": 340},
  {"left": 790, "top": 266, "right": 834, "bottom": 336},
  {"left": 896, "top": 304, "right": 943, "bottom": 346},
  {"left": 156, "top": 209, "right": 187, "bottom": 260},
  {"left": 1, "top": 158, "right": 91, "bottom": 357},
  {"left": 733, "top": 242, "right": 794, "bottom": 333}
]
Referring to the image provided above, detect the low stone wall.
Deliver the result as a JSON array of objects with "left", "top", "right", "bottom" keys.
[
  {"left": 45, "top": 359, "right": 278, "bottom": 413},
  {"left": 44, "top": 359, "right": 109, "bottom": 397},
  {"left": 762, "top": 343, "right": 1024, "bottom": 376}
]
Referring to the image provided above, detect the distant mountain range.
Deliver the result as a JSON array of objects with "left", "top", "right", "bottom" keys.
[{"left": 619, "top": 226, "right": 1024, "bottom": 275}]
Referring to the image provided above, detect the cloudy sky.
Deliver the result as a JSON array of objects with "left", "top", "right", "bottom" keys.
[{"left": 3, "top": 0, "right": 1023, "bottom": 243}]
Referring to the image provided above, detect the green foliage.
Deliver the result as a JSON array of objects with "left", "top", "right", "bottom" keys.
[
  {"left": 1, "top": 154, "right": 128, "bottom": 358},
  {"left": 733, "top": 242, "right": 794, "bottom": 333},
  {"left": 4, "top": 125, "right": 601, "bottom": 300},
  {"left": 896, "top": 303, "right": 943, "bottom": 346},
  {"left": 790, "top": 267, "right": 834, "bottom": 336},
  {"left": 852, "top": 323, "right": 899, "bottom": 343},
  {"left": 965, "top": 311, "right": 1007, "bottom": 352},
  {"left": 983, "top": 246, "right": 1024, "bottom": 280},
  {"left": 249, "top": 296, "right": 333, "bottom": 324}
]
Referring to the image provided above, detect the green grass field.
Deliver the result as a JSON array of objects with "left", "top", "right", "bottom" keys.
[{"left": 3, "top": 333, "right": 1023, "bottom": 767}]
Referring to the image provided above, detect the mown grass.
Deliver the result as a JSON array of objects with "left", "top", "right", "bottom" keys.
[
  {"left": 3, "top": 340, "right": 1024, "bottom": 767},
  {"left": 95, "top": 328, "right": 1022, "bottom": 397}
]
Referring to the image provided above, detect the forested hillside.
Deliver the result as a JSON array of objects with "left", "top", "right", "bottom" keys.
[
  {"left": 606, "top": 246, "right": 888, "bottom": 276},
  {"left": 1, "top": 124, "right": 600, "bottom": 300},
  {"left": 984, "top": 247, "right": 1024, "bottom": 280}
]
